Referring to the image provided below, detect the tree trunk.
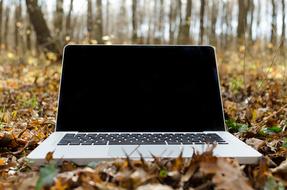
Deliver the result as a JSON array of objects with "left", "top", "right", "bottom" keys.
[
  {"left": 178, "top": 0, "right": 192, "bottom": 44},
  {"left": 54, "top": 0, "right": 64, "bottom": 48},
  {"left": 169, "top": 1, "right": 176, "bottom": 44},
  {"left": 199, "top": 0, "right": 205, "bottom": 44},
  {"left": 87, "top": 0, "right": 93, "bottom": 42},
  {"left": 54, "top": 0, "right": 64, "bottom": 35},
  {"left": 280, "top": 0, "right": 285, "bottom": 48},
  {"left": 210, "top": 0, "right": 218, "bottom": 45},
  {"left": 26, "top": 24, "right": 32, "bottom": 50},
  {"left": 0, "top": 0, "right": 3, "bottom": 50},
  {"left": 4, "top": 7, "right": 9, "bottom": 50},
  {"left": 157, "top": 0, "right": 164, "bottom": 43},
  {"left": 237, "top": 0, "right": 248, "bottom": 43},
  {"left": 270, "top": 0, "right": 277, "bottom": 45},
  {"left": 14, "top": 1, "right": 21, "bottom": 51},
  {"left": 95, "top": 0, "right": 103, "bottom": 44},
  {"left": 132, "top": 0, "right": 137, "bottom": 43},
  {"left": 26, "top": 0, "right": 57, "bottom": 53},
  {"left": 176, "top": 0, "right": 182, "bottom": 44},
  {"left": 65, "top": 0, "right": 73, "bottom": 42},
  {"left": 105, "top": 0, "right": 110, "bottom": 35},
  {"left": 117, "top": 0, "right": 128, "bottom": 42},
  {"left": 248, "top": 0, "right": 254, "bottom": 42}
]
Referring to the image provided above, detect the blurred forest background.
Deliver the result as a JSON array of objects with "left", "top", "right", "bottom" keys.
[
  {"left": 0, "top": 1, "right": 287, "bottom": 189},
  {"left": 0, "top": 0, "right": 286, "bottom": 55}
]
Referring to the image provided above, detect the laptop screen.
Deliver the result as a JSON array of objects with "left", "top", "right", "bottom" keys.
[{"left": 56, "top": 45, "right": 225, "bottom": 132}]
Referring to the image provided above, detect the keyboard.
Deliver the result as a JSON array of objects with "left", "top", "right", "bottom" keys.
[{"left": 57, "top": 133, "right": 228, "bottom": 145}]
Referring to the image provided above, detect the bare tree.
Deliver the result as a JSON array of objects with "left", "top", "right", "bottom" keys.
[
  {"left": 175, "top": 0, "right": 182, "bottom": 44},
  {"left": 54, "top": 0, "right": 64, "bottom": 35},
  {"left": 0, "top": 0, "right": 3, "bottom": 49},
  {"left": 94, "top": 0, "right": 103, "bottom": 44},
  {"left": 248, "top": 0, "right": 254, "bottom": 42},
  {"left": 26, "top": 0, "right": 57, "bottom": 53},
  {"left": 132, "top": 0, "right": 137, "bottom": 43},
  {"left": 26, "top": 24, "right": 32, "bottom": 50},
  {"left": 4, "top": 7, "right": 9, "bottom": 50},
  {"left": 169, "top": 1, "right": 177, "bottom": 44},
  {"left": 237, "top": 0, "right": 248, "bottom": 43},
  {"left": 270, "top": 0, "right": 277, "bottom": 45},
  {"left": 14, "top": 1, "right": 22, "bottom": 51},
  {"left": 54, "top": 0, "right": 64, "bottom": 48},
  {"left": 157, "top": 0, "right": 164, "bottom": 43},
  {"left": 199, "top": 0, "right": 205, "bottom": 44},
  {"left": 105, "top": 0, "right": 110, "bottom": 35},
  {"left": 281, "top": 0, "right": 285, "bottom": 48},
  {"left": 65, "top": 0, "right": 74, "bottom": 41},
  {"left": 178, "top": 0, "right": 192, "bottom": 44},
  {"left": 87, "top": 0, "right": 93, "bottom": 42},
  {"left": 210, "top": 0, "right": 218, "bottom": 45},
  {"left": 117, "top": 0, "right": 128, "bottom": 42}
]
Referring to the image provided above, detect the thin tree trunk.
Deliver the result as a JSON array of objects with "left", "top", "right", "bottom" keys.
[
  {"left": 176, "top": 0, "right": 183, "bottom": 44},
  {"left": 157, "top": 0, "right": 164, "bottom": 43},
  {"left": 178, "top": 0, "right": 192, "bottom": 44},
  {"left": 169, "top": 1, "right": 177, "bottom": 44},
  {"left": 4, "top": 7, "right": 9, "bottom": 50},
  {"left": 14, "top": 1, "right": 21, "bottom": 51},
  {"left": 105, "top": 0, "right": 109, "bottom": 35},
  {"left": 199, "top": 0, "right": 205, "bottom": 44},
  {"left": 270, "top": 0, "right": 277, "bottom": 45},
  {"left": 237, "top": 0, "right": 248, "bottom": 44},
  {"left": 54, "top": 0, "right": 64, "bottom": 35},
  {"left": 65, "top": 0, "right": 73, "bottom": 42},
  {"left": 152, "top": 0, "right": 158, "bottom": 43},
  {"left": 26, "top": 0, "right": 57, "bottom": 53},
  {"left": 280, "top": 0, "right": 285, "bottom": 48},
  {"left": 132, "top": 0, "right": 137, "bottom": 43},
  {"left": 54, "top": 0, "right": 64, "bottom": 48},
  {"left": 87, "top": 0, "right": 93, "bottom": 42},
  {"left": 118, "top": 0, "right": 127, "bottom": 42},
  {"left": 255, "top": 0, "right": 261, "bottom": 42},
  {"left": 26, "top": 24, "right": 32, "bottom": 51},
  {"left": 248, "top": 0, "right": 254, "bottom": 42},
  {"left": 210, "top": 0, "right": 218, "bottom": 45},
  {"left": 95, "top": 0, "right": 103, "bottom": 44},
  {"left": 0, "top": 0, "right": 3, "bottom": 50}
]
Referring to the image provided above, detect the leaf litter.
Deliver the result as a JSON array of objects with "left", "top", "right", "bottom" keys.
[{"left": 0, "top": 50, "right": 286, "bottom": 189}]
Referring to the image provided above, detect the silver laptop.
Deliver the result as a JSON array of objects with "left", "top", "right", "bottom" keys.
[{"left": 28, "top": 45, "right": 261, "bottom": 165}]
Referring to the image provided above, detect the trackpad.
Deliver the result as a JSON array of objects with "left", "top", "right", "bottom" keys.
[{"left": 108, "top": 145, "right": 183, "bottom": 158}]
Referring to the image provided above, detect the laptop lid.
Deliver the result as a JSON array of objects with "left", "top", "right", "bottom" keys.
[{"left": 56, "top": 45, "right": 225, "bottom": 132}]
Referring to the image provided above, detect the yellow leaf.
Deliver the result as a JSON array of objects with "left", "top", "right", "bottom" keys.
[{"left": 0, "top": 158, "right": 6, "bottom": 166}]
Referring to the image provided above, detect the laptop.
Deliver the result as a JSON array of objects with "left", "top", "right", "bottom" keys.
[{"left": 28, "top": 45, "right": 261, "bottom": 165}]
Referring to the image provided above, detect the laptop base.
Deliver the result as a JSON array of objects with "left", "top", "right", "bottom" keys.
[{"left": 28, "top": 131, "right": 261, "bottom": 165}]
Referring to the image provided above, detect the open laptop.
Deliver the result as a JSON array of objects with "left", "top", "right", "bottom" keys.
[{"left": 28, "top": 45, "right": 261, "bottom": 165}]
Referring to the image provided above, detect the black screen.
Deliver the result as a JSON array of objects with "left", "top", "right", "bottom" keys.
[{"left": 56, "top": 45, "right": 225, "bottom": 132}]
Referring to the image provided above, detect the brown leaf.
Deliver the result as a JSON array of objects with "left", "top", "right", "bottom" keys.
[
  {"left": 245, "top": 138, "right": 265, "bottom": 150},
  {"left": 45, "top": 151, "right": 54, "bottom": 163},
  {"left": 212, "top": 158, "right": 254, "bottom": 190},
  {"left": 271, "top": 158, "right": 287, "bottom": 180}
]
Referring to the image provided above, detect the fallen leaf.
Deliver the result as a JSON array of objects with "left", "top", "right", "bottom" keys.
[
  {"left": 245, "top": 138, "right": 265, "bottom": 150},
  {"left": 45, "top": 151, "right": 54, "bottom": 163}
]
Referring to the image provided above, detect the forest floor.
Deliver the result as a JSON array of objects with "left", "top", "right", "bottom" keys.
[{"left": 0, "top": 48, "right": 286, "bottom": 190}]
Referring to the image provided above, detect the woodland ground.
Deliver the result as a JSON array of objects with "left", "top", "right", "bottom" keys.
[{"left": 0, "top": 46, "right": 286, "bottom": 190}]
